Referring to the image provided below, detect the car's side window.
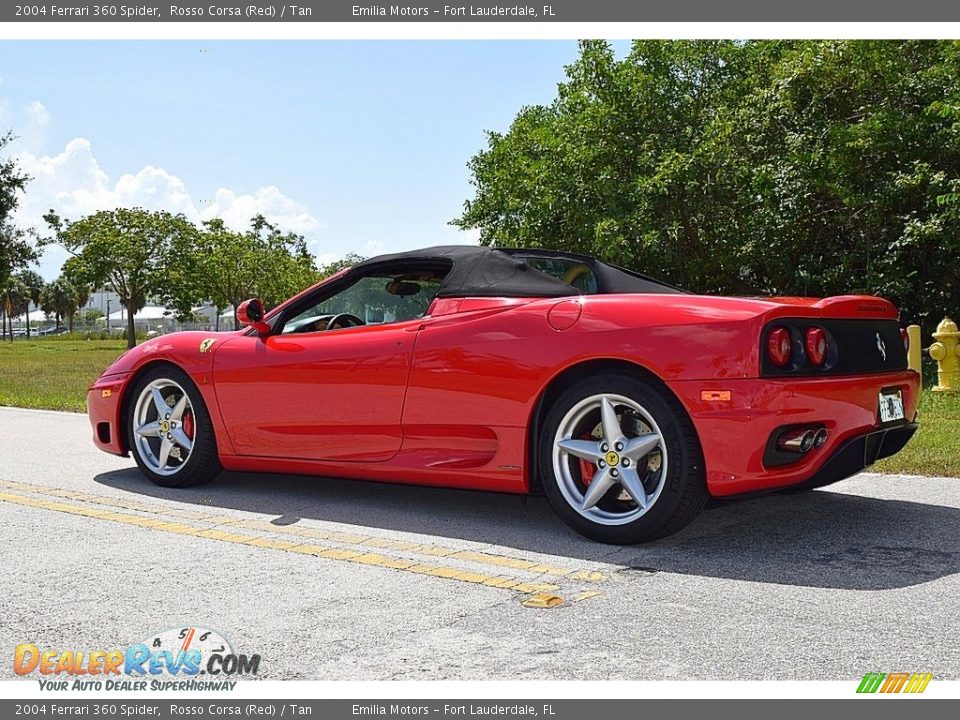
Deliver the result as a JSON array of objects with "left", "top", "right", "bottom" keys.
[
  {"left": 515, "top": 256, "right": 599, "bottom": 294},
  {"left": 281, "top": 274, "right": 444, "bottom": 334}
]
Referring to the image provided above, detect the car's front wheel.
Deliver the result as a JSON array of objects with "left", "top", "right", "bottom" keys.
[
  {"left": 126, "top": 365, "right": 221, "bottom": 488},
  {"left": 538, "top": 372, "right": 707, "bottom": 544}
]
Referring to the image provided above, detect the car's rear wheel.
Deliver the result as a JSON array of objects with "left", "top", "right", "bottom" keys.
[
  {"left": 538, "top": 372, "right": 707, "bottom": 544},
  {"left": 126, "top": 365, "right": 221, "bottom": 488}
]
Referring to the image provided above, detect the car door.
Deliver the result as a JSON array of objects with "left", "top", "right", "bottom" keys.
[
  {"left": 212, "top": 320, "right": 418, "bottom": 462},
  {"left": 210, "top": 271, "right": 442, "bottom": 463}
]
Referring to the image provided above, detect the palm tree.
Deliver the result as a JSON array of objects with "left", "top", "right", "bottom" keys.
[
  {"left": 40, "top": 277, "right": 78, "bottom": 332},
  {"left": 1, "top": 276, "right": 27, "bottom": 341},
  {"left": 16, "top": 270, "right": 44, "bottom": 338},
  {"left": 72, "top": 283, "right": 90, "bottom": 331}
]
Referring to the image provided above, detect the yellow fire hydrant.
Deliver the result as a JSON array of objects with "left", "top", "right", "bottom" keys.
[{"left": 929, "top": 317, "right": 960, "bottom": 393}]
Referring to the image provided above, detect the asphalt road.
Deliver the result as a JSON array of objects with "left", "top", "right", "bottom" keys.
[{"left": 1, "top": 405, "right": 958, "bottom": 681}]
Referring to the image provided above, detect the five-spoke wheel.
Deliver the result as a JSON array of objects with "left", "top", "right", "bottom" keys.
[
  {"left": 539, "top": 372, "right": 707, "bottom": 544},
  {"left": 553, "top": 393, "right": 668, "bottom": 526},
  {"left": 132, "top": 378, "right": 196, "bottom": 477},
  {"left": 127, "top": 366, "right": 221, "bottom": 488}
]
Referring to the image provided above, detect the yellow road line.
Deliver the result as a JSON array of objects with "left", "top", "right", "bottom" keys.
[
  {"left": 0, "top": 478, "right": 608, "bottom": 583},
  {"left": 521, "top": 593, "right": 565, "bottom": 609},
  {"left": 0, "top": 489, "right": 566, "bottom": 599}
]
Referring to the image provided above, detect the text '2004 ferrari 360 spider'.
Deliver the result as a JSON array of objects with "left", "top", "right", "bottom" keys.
[{"left": 87, "top": 246, "right": 919, "bottom": 544}]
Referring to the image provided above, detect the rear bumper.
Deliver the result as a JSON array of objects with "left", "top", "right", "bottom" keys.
[
  {"left": 671, "top": 369, "right": 921, "bottom": 496},
  {"left": 796, "top": 422, "right": 918, "bottom": 490}
]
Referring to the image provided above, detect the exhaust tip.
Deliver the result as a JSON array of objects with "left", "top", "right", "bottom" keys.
[{"left": 776, "top": 427, "right": 825, "bottom": 454}]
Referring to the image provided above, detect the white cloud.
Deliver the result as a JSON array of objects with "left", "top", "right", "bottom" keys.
[
  {"left": 3, "top": 93, "right": 330, "bottom": 278},
  {"left": 24, "top": 101, "right": 49, "bottom": 130},
  {"left": 200, "top": 186, "right": 324, "bottom": 237},
  {"left": 12, "top": 135, "right": 326, "bottom": 279},
  {"left": 315, "top": 252, "right": 340, "bottom": 268},
  {"left": 364, "top": 239, "right": 385, "bottom": 255},
  {"left": 0, "top": 99, "right": 49, "bottom": 152}
]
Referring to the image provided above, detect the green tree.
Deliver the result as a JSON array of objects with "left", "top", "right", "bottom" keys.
[
  {"left": 727, "top": 40, "right": 960, "bottom": 329},
  {"left": 62, "top": 256, "right": 91, "bottom": 327},
  {"left": 190, "top": 219, "right": 250, "bottom": 331},
  {"left": 318, "top": 252, "right": 364, "bottom": 279},
  {"left": 40, "top": 276, "right": 78, "bottom": 331},
  {"left": 43, "top": 208, "right": 199, "bottom": 348},
  {"left": 456, "top": 40, "right": 960, "bottom": 332},
  {"left": 249, "top": 215, "right": 320, "bottom": 312},
  {"left": 0, "top": 223, "right": 38, "bottom": 340},
  {"left": 82, "top": 307, "right": 104, "bottom": 323},
  {"left": 0, "top": 130, "right": 30, "bottom": 226},
  {"left": 0, "top": 129, "right": 33, "bottom": 340},
  {"left": 456, "top": 40, "right": 757, "bottom": 291},
  {"left": 190, "top": 216, "right": 319, "bottom": 330}
]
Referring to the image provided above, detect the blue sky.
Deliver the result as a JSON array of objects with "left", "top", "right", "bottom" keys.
[{"left": 0, "top": 41, "right": 626, "bottom": 279}]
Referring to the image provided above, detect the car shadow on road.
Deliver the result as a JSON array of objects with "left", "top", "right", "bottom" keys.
[{"left": 94, "top": 468, "right": 960, "bottom": 591}]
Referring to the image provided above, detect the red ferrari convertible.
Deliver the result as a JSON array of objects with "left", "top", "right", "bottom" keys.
[{"left": 87, "top": 246, "right": 919, "bottom": 543}]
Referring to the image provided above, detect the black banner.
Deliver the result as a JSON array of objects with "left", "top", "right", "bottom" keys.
[{"left": 6, "top": 0, "right": 960, "bottom": 22}]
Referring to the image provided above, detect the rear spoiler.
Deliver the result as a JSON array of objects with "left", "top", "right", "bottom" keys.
[{"left": 813, "top": 295, "right": 898, "bottom": 320}]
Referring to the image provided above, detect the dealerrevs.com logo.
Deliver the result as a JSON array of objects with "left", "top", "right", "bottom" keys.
[
  {"left": 14, "top": 626, "right": 260, "bottom": 691},
  {"left": 857, "top": 672, "right": 933, "bottom": 694}
]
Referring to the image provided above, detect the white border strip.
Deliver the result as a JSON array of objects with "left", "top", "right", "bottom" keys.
[
  {"left": 3, "top": 22, "right": 960, "bottom": 40},
  {"left": 1, "top": 679, "right": 958, "bottom": 699}
]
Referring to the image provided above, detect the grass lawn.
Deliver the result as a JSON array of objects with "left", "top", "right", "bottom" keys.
[
  {"left": 875, "top": 390, "right": 960, "bottom": 478},
  {"left": 0, "top": 339, "right": 127, "bottom": 412},
  {"left": 1, "top": 338, "right": 958, "bottom": 477}
]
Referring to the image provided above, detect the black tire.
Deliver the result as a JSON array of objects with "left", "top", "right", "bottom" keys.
[
  {"left": 538, "top": 372, "right": 707, "bottom": 544},
  {"left": 126, "top": 365, "right": 222, "bottom": 488}
]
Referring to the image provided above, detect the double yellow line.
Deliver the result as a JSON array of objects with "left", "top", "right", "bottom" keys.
[{"left": 0, "top": 479, "right": 606, "bottom": 607}]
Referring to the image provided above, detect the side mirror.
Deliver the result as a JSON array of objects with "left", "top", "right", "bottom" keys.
[{"left": 236, "top": 298, "right": 270, "bottom": 335}]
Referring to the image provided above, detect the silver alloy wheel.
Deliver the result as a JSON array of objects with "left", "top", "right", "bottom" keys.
[
  {"left": 131, "top": 378, "right": 195, "bottom": 477},
  {"left": 551, "top": 393, "right": 668, "bottom": 526}
]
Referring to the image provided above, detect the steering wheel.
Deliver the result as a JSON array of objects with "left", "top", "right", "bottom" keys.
[{"left": 325, "top": 313, "right": 365, "bottom": 331}]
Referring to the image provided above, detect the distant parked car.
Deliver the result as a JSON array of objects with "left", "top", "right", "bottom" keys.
[{"left": 37, "top": 327, "right": 68, "bottom": 336}]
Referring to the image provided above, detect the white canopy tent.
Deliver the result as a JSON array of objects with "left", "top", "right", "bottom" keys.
[
  {"left": 99, "top": 305, "right": 175, "bottom": 328},
  {"left": 9, "top": 310, "right": 50, "bottom": 325},
  {"left": 191, "top": 304, "right": 236, "bottom": 323}
]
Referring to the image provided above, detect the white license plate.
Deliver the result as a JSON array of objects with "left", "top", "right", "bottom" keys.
[{"left": 879, "top": 390, "right": 905, "bottom": 424}]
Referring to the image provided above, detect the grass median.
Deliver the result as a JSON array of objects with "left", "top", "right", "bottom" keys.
[
  {"left": 0, "top": 338, "right": 127, "bottom": 412},
  {"left": 1, "top": 338, "right": 958, "bottom": 477}
]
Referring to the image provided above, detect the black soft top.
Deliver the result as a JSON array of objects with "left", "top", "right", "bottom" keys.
[{"left": 350, "top": 245, "right": 685, "bottom": 298}]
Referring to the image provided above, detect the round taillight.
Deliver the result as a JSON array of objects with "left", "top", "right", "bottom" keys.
[
  {"left": 901, "top": 328, "right": 909, "bottom": 353},
  {"left": 805, "top": 327, "right": 827, "bottom": 366},
  {"left": 767, "top": 327, "right": 792, "bottom": 367}
]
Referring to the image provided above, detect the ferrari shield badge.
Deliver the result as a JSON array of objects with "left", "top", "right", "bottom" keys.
[{"left": 199, "top": 338, "right": 217, "bottom": 354}]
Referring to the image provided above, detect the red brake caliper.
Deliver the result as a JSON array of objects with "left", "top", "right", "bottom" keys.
[
  {"left": 183, "top": 412, "right": 195, "bottom": 440},
  {"left": 578, "top": 433, "right": 596, "bottom": 485}
]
